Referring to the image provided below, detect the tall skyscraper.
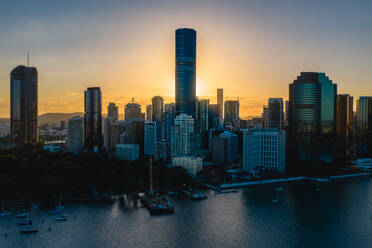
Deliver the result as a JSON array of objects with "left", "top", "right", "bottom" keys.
[
  {"left": 122, "top": 120, "right": 144, "bottom": 154},
  {"left": 262, "top": 105, "right": 269, "bottom": 128},
  {"left": 164, "top": 103, "right": 176, "bottom": 143},
  {"left": 144, "top": 121, "right": 157, "bottom": 156},
  {"left": 171, "top": 114, "right": 194, "bottom": 157},
  {"left": 208, "top": 104, "right": 221, "bottom": 129},
  {"left": 151, "top": 96, "right": 164, "bottom": 122},
  {"left": 125, "top": 100, "right": 145, "bottom": 121},
  {"left": 356, "top": 97, "right": 372, "bottom": 154},
  {"left": 84, "top": 87, "right": 102, "bottom": 152},
  {"left": 289, "top": 72, "right": 337, "bottom": 162},
  {"left": 224, "top": 100, "right": 240, "bottom": 124},
  {"left": 268, "top": 98, "right": 284, "bottom": 130},
  {"left": 146, "top": 105, "right": 152, "bottom": 121},
  {"left": 217, "top": 88, "right": 223, "bottom": 120},
  {"left": 67, "top": 115, "right": 84, "bottom": 154},
  {"left": 175, "top": 28, "right": 196, "bottom": 117},
  {"left": 10, "top": 65, "right": 38, "bottom": 144},
  {"left": 336, "top": 94, "right": 353, "bottom": 139},
  {"left": 107, "top": 102, "right": 119, "bottom": 121},
  {"left": 196, "top": 99, "right": 209, "bottom": 133}
]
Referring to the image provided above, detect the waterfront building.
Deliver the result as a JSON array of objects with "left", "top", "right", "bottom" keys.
[
  {"left": 172, "top": 156, "right": 203, "bottom": 177},
  {"left": 146, "top": 105, "right": 152, "bottom": 121},
  {"left": 171, "top": 114, "right": 194, "bottom": 157},
  {"left": 217, "top": 88, "right": 223, "bottom": 120},
  {"left": 288, "top": 72, "right": 337, "bottom": 162},
  {"left": 10, "top": 65, "right": 38, "bottom": 144},
  {"left": 243, "top": 128, "right": 286, "bottom": 173},
  {"left": 212, "top": 131, "right": 238, "bottom": 164},
  {"left": 84, "top": 87, "right": 102, "bottom": 152},
  {"left": 175, "top": 28, "right": 197, "bottom": 117},
  {"left": 144, "top": 121, "right": 157, "bottom": 156},
  {"left": 66, "top": 115, "right": 84, "bottom": 154},
  {"left": 224, "top": 100, "right": 239, "bottom": 125},
  {"left": 116, "top": 144, "right": 140, "bottom": 161},
  {"left": 356, "top": 97, "right": 372, "bottom": 154},
  {"left": 268, "top": 98, "right": 284, "bottom": 130},
  {"left": 337, "top": 94, "right": 353, "bottom": 138},
  {"left": 125, "top": 101, "right": 145, "bottom": 121}
]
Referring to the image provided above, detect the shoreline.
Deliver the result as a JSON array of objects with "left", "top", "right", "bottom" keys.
[{"left": 219, "top": 172, "right": 371, "bottom": 189}]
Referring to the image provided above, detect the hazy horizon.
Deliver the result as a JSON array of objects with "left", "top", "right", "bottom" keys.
[{"left": 1, "top": 0, "right": 371, "bottom": 118}]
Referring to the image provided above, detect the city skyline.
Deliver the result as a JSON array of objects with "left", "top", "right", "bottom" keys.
[{"left": 0, "top": 0, "right": 371, "bottom": 117}]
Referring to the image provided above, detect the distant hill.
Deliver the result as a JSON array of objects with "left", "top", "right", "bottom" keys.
[{"left": 39, "top": 112, "right": 84, "bottom": 125}]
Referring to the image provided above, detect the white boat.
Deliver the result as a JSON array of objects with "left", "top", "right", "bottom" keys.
[
  {"left": 0, "top": 211, "right": 12, "bottom": 217},
  {"left": 55, "top": 214, "right": 67, "bottom": 221},
  {"left": 16, "top": 212, "right": 28, "bottom": 218},
  {"left": 20, "top": 225, "right": 38, "bottom": 234}
]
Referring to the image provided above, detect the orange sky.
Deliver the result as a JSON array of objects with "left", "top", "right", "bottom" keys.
[{"left": 0, "top": 1, "right": 371, "bottom": 118}]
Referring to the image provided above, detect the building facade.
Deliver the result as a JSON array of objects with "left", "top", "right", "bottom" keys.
[
  {"left": 224, "top": 100, "right": 239, "bottom": 125},
  {"left": 125, "top": 102, "right": 145, "bottom": 121},
  {"left": 175, "top": 28, "right": 197, "bottom": 117},
  {"left": 144, "top": 121, "right": 157, "bottom": 156},
  {"left": 243, "top": 128, "right": 286, "bottom": 173},
  {"left": 172, "top": 156, "right": 203, "bottom": 177},
  {"left": 217, "top": 88, "right": 223, "bottom": 120},
  {"left": 116, "top": 144, "right": 140, "bottom": 161},
  {"left": 268, "top": 98, "right": 283, "bottom": 130},
  {"left": 10, "top": 65, "right": 38, "bottom": 144},
  {"left": 171, "top": 114, "right": 194, "bottom": 157},
  {"left": 84, "top": 87, "right": 102, "bottom": 152},
  {"left": 356, "top": 97, "right": 372, "bottom": 154},
  {"left": 67, "top": 115, "right": 84, "bottom": 154}
]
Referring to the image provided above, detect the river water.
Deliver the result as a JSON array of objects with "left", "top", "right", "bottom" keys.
[{"left": 1, "top": 178, "right": 372, "bottom": 248}]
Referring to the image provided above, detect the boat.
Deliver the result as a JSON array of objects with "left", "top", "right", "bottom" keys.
[
  {"left": 20, "top": 226, "right": 38, "bottom": 234},
  {"left": 16, "top": 212, "right": 28, "bottom": 218},
  {"left": 215, "top": 190, "right": 238, "bottom": 194},
  {"left": 0, "top": 211, "right": 13, "bottom": 217},
  {"left": 18, "top": 220, "right": 32, "bottom": 226},
  {"left": 141, "top": 195, "right": 174, "bottom": 215},
  {"left": 272, "top": 199, "right": 280, "bottom": 203},
  {"left": 55, "top": 214, "right": 67, "bottom": 221},
  {"left": 275, "top": 187, "right": 284, "bottom": 191},
  {"left": 48, "top": 209, "right": 63, "bottom": 215},
  {"left": 184, "top": 189, "right": 208, "bottom": 200}
]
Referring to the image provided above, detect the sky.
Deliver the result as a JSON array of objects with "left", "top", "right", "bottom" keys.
[{"left": 0, "top": 0, "right": 371, "bottom": 118}]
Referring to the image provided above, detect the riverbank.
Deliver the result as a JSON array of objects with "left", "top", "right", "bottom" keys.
[{"left": 219, "top": 172, "right": 371, "bottom": 189}]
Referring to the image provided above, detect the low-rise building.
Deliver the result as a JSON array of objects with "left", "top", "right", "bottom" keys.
[
  {"left": 172, "top": 156, "right": 203, "bottom": 177},
  {"left": 116, "top": 144, "right": 140, "bottom": 161}
]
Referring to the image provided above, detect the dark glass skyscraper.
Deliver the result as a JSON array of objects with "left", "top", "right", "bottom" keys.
[
  {"left": 175, "top": 28, "right": 196, "bottom": 117},
  {"left": 10, "top": 65, "right": 38, "bottom": 144},
  {"left": 84, "top": 87, "right": 102, "bottom": 152},
  {"left": 289, "top": 72, "right": 337, "bottom": 162}
]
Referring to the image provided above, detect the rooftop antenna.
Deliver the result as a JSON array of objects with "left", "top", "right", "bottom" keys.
[
  {"left": 27, "top": 52, "right": 29, "bottom": 67},
  {"left": 132, "top": 97, "right": 134, "bottom": 103}
]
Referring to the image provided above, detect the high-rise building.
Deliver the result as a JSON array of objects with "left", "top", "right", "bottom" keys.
[
  {"left": 212, "top": 131, "right": 238, "bottom": 164},
  {"left": 171, "top": 114, "right": 194, "bottom": 157},
  {"left": 175, "top": 28, "right": 196, "bottom": 117},
  {"left": 268, "top": 98, "right": 284, "bottom": 130},
  {"left": 103, "top": 117, "right": 111, "bottom": 150},
  {"left": 125, "top": 101, "right": 145, "bottom": 121},
  {"left": 172, "top": 156, "right": 203, "bottom": 177},
  {"left": 10, "top": 65, "right": 38, "bottom": 144},
  {"left": 289, "top": 72, "right": 337, "bottom": 162},
  {"left": 262, "top": 105, "right": 269, "bottom": 128},
  {"left": 196, "top": 99, "right": 209, "bottom": 133},
  {"left": 66, "top": 115, "right": 84, "bottom": 154},
  {"left": 121, "top": 120, "right": 145, "bottom": 154},
  {"left": 243, "top": 128, "right": 286, "bottom": 173},
  {"left": 208, "top": 104, "right": 221, "bottom": 129},
  {"left": 84, "top": 87, "right": 102, "bottom": 152},
  {"left": 164, "top": 103, "right": 176, "bottom": 143},
  {"left": 151, "top": 96, "right": 164, "bottom": 122},
  {"left": 337, "top": 94, "right": 353, "bottom": 138},
  {"left": 146, "top": 105, "right": 152, "bottom": 121},
  {"left": 356, "top": 97, "right": 372, "bottom": 154},
  {"left": 154, "top": 140, "right": 169, "bottom": 162},
  {"left": 217, "top": 88, "right": 223, "bottom": 120},
  {"left": 144, "top": 121, "right": 157, "bottom": 156},
  {"left": 224, "top": 100, "right": 239, "bottom": 124},
  {"left": 107, "top": 102, "right": 119, "bottom": 121}
]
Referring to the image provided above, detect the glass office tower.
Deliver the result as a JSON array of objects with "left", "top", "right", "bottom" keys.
[
  {"left": 175, "top": 28, "right": 196, "bottom": 117},
  {"left": 10, "top": 65, "right": 38, "bottom": 144},
  {"left": 84, "top": 87, "right": 102, "bottom": 152},
  {"left": 289, "top": 72, "right": 337, "bottom": 162}
]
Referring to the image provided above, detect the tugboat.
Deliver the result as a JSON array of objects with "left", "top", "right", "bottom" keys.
[{"left": 184, "top": 189, "right": 208, "bottom": 200}]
